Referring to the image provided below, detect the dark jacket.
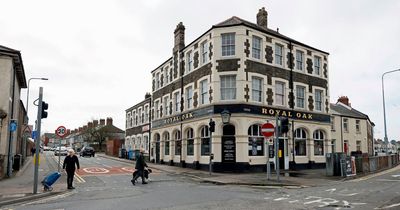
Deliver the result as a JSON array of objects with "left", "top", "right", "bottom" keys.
[
  {"left": 63, "top": 155, "right": 80, "bottom": 171},
  {"left": 135, "top": 153, "right": 147, "bottom": 170}
]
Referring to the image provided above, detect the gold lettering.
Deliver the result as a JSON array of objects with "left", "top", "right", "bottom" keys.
[
  {"left": 296, "top": 113, "right": 302, "bottom": 118},
  {"left": 308, "top": 114, "right": 313, "bottom": 119},
  {"left": 275, "top": 110, "right": 281, "bottom": 116},
  {"left": 281, "top": 111, "right": 287, "bottom": 117},
  {"left": 269, "top": 109, "right": 275, "bottom": 115},
  {"left": 302, "top": 113, "right": 307, "bottom": 119},
  {"left": 262, "top": 108, "right": 267, "bottom": 114},
  {"left": 288, "top": 112, "right": 293, "bottom": 117},
  {"left": 188, "top": 113, "right": 193, "bottom": 118}
]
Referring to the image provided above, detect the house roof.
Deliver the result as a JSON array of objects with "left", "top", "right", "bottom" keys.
[
  {"left": 0, "top": 45, "right": 27, "bottom": 88},
  {"left": 330, "top": 103, "right": 372, "bottom": 123},
  {"left": 213, "top": 16, "right": 329, "bottom": 55}
]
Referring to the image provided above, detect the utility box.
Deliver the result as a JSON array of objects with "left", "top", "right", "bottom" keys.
[
  {"left": 13, "top": 154, "right": 22, "bottom": 171},
  {"left": 326, "top": 152, "right": 346, "bottom": 176}
]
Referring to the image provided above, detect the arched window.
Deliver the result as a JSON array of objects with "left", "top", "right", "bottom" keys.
[
  {"left": 163, "top": 132, "right": 170, "bottom": 155},
  {"left": 186, "top": 128, "right": 194, "bottom": 156},
  {"left": 295, "top": 128, "right": 307, "bottom": 156},
  {"left": 143, "top": 136, "right": 148, "bottom": 153},
  {"left": 137, "top": 137, "right": 142, "bottom": 149},
  {"left": 174, "top": 130, "right": 181, "bottom": 155},
  {"left": 313, "top": 130, "right": 324, "bottom": 156},
  {"left": 248, "top": 124, "right": 264, "bottom": 156},
  {"left": 201, "top": 126, "right": 210, "bottom": 156}
]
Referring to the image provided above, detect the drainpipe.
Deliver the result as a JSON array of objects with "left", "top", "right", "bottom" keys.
[
  {"left": 340, "top": 116, "right": 344, "bottom": 153},
  {"left": 180, "top": 51, "right": 184, "bottom": 167},
  {"left": 289, "top": 41, "right": 295, "bottom": 169},
  {"left": 7, "top": 64, "right": 16, "bottom": 177},
  {"left": 148, "top": 97, "right": 152, "bottom": 162}
]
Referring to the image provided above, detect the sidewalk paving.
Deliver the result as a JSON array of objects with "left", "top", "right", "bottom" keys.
[
  {"left": 0, "top": 154, "right": 67, "bottom": 207},
  {"left": 98, "top": 153, "right": 343, "bottom": 188}
]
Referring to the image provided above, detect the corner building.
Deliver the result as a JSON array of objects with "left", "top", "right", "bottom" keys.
[{"left": 149, "top": 8, "right": 331, "bottom": 171}]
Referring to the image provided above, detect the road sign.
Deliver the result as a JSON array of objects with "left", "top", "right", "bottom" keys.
[
  {"left": 55, "top": 126, "right": 67, "bottom": 138},
  {"left": 10, "top": 120, "right": 17, "bottom": 132},
  {"left": 32, "top": 131, "right": 37, "bottom": 139},
  {"left": 268, "top": 138, "right": 274, "bottom": 145},
  {"left": 261, "top": 123, "right": 275, "bottom": 137}
]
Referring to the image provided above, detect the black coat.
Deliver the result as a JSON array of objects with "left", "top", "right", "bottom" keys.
[
  {"left": 135, "top": 153, "right": 147, "bottom": 170},
  {"left": 63, "top": 155, "right": 80, "bottom": 172}
]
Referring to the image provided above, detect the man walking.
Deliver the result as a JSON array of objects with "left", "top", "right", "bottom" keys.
[
  {"left": 63, "top": 149, "right": 80, "bottom": 189},
  {"left": 131, "top": 148, "right": 148, "bottom": 185}
]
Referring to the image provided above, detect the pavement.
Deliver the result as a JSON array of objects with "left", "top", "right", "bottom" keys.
[
  {"left": 0, "top": 153, "right": 68, "bottom": 207},
  {"left": 97, "top": 153, "right": 343, "bottom": 188}
]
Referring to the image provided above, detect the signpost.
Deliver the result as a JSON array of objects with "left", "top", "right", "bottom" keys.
[
  {"left": 262, "top": 123, "right": 274, "bottom": 180},
  {"left": 56, "top": 126, "right": 67, "bottom": 172}
]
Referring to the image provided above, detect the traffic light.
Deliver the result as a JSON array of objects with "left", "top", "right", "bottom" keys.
[
  {"left": 280, "top": 117, "right": 289, "bottom": 133},
  {"left": 209, "top": 120, "right": 215, "bottom": 132},
  {"left": 41, "top": 101, "right": 48, "bottom": 119}
]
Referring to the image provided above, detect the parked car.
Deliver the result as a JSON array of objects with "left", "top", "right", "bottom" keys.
[
  {"left": 80, "top": 146, "right": 95, "bottom": 157},
  {"left": 54, "top": 146, "right": 68, "bottom": 156}
]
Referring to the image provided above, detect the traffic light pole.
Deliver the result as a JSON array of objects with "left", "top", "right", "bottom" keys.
[
  {"left": 33, "top": 87, "right": 43, "bottom": 194},
  {"left": 266, "top": 137, "right": 270, "bottom": 180},
  {"left": 275, "top": 116, "right": 280, "bottom": 182}
]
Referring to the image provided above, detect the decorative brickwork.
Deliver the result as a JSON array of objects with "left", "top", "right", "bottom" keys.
[
  {"left": 265, "top": 45, "right": 273, "bottom": 63},
  {"left": 266, "top": 36, "right": 272, "bottom": 43},
  {"left": 216, "top": 59, "right": 240, "bottom": 72},
  {"left": 267, "top": 88, "right": 273, "bottom": 105},
  {"left": 286, "top": 52, "right": 294, "bottom": 69},
  {"left": 323, "top": 63, "right": 328, "bottom": 78},
  {"left": 307, "top": 58, "right": 313, "bottom": 74},
  {"left": 209, "top": 87, "right": 213, "bottom": 103},
  {"left": 244, "top": 39, "right": 250, "bottom": 57},
  {"left": 288, "top": 91, "right": 294, "bottom": 108},
  {"left": 308, "top": 96, "right": 314, "bottom": 111},
  {"left": 307, "top": 50, "right": 312, "bottom": 56},
  {"left": 244, "top": 84, "right": 250, "bottom": 102},
  {"left": 193, "top": 92, "right": 198, "bottom": 108},
  {"left": 209, "top": 42, "right": 213, "bottom": 61},
  {"left": 325, "top": 99, "right": 329, "bottom": 113},
  {"left": 193, "top": 51, "right": 199, "bottom": 69},
  {"left": 160, "top": 75, "right": 164, "bottom": 87}
]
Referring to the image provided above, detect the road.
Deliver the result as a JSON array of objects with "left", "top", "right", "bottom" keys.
[{"left": 2, "top": 151, "right": 400, "bottom": 210}]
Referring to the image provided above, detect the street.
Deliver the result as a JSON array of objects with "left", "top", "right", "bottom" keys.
[{"left": 2, "top": 152, "right": 400, "bottom": 210}]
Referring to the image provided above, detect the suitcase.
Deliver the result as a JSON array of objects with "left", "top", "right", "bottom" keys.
[{"left": 41, "top": 172, "right": 61, "bottom": 191}]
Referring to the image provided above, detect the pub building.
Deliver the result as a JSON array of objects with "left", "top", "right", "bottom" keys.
[{"left": 127, "top": 7, "right": 331, "bottom": 171}]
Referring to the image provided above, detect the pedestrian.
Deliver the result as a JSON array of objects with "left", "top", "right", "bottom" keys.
[
  {"left": 31, "top": 147, "right": 36, "bottom": 156},
  {"left": 63, "top": 149, "right": 80, "bottom": 189},
  {"left": 131, "top": 148, "right": 148, "bottom": 185}
]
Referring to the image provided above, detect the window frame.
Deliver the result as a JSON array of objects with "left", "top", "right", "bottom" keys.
[
  {"left": 296, "top": 85, "right": 305, "bottom": 108},
  {"left": 251, "top": 77, "right": 263, "bottom": 102},
  {"left": 313, "top": 130, "right": 324, "bottom": 156},
  {"left": 186, "top": 128, "right": 194, "bottom": 156},
  {"left": 248, "top": 124, "right": 264, "bottom": 156},
  {"left": 186, "top": 86, "right": 193, "bottom": 109},
  {"left": 275, "top": 43, "right": 283, "bottom": 66},
  {"left": 275, "top": 81, "right": 285, "bottom": 106},
  {"left": 314, "top": 56, "right": 321, "bottom": 75},
  {"left": 201, "top": 126, "right": 210, "bottom": 156},
  {"left": 201, "top": 41, "right": 208, "bottom": 64},
  {"left": 186, "top": 51, "right": 193, "bottom": 72},
  {"left": 296, "top": 50, "right": 304, "bottom": 71},
  {"left": 220, "top": 75, "right": 236, "bottom": 100},
  {"left": 221, "top": 33, "right": 235, "bottom": 56},
  {"left": 200, "top": 79, "right": 209, "bottom": 105},
  {"left": 252, "top": 35, "right": 262, "bottom": 60},
  {"left": 315, "top": 89, "right": 323, "bottom": 111},
  {"left": 295, "top": 128, "right": 307, "bottom": 156}
]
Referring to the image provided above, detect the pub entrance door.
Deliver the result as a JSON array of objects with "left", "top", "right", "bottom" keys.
[{"left": 221, "top": 124, "right": 236, "bottom": 163}]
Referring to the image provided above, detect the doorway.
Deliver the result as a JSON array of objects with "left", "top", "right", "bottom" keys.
[{"left": 221, "top": 124, "right": 236, "bottom": 163}]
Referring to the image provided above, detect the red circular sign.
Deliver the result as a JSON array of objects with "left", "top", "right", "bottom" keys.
[
  {"left": 56, "top": 126, "right": 67, "bottom": 138},
  {"left": 261, "top": 123, "right": 275, "bottom": 137}
]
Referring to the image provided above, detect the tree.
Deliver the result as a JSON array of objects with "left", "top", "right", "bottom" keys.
[{"left": 82, "top": 126, "right": 107, "bottom": 152}]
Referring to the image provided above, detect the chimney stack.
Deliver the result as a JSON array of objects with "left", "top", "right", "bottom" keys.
[
  {"left": 257, "top": 7, "right": 268, "bottom": 29},
  {"left": 93, "top": 120, "right": 99, "bottom": 127},
  {"left": 106, "top": 117, "right": 113, "bottom": 126},
  {"left": 338, "top": 96, "right": 351, "bottom": 107},
  {"left": 88, "top": 122, "right": 93, "bottom": 128},
  {"left": 173, "top": 22, "right": 185, "bottom": 53},
  {"left": 145, "top": 92, "right": 151, "bottom": 99},
  {"left": 79, "top": 127, "right": 82, "bottom": 132},
  {"left": 100, "top": 119, "right": 105, "bottom": 126},
  {"left": 83, "top": 125, "right": 88, "bottom": 131}
]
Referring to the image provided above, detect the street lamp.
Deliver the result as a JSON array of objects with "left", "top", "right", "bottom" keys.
[
  {"left": 382, "top": 69, "right": 400, "bottom": 155},
  {"left": 26, "top": 78, "right": 48, "bottom": 124},
  {"left": 221, "top": 109, "right": 231, "bottom": 124}
]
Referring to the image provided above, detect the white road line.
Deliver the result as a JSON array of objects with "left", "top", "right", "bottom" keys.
[{"left": 375, "top": 202, "right": 400, "bottom": 209}]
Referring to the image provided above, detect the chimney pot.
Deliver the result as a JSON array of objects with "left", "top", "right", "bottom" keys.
[
  {"left": 173, "top": 22, "right": 185, "bottom": 53},
  {"left": 338, "top": 96, "right": 351, "bottom": 107},
  {"left": 106, "top": 117, "right": 113, "bottom": 125},
  {"left": 257, "top": 7, "right": 268, "bottom": 29},
  {"left": 100, "top": 119, "right": 105, "bottom": 125}
]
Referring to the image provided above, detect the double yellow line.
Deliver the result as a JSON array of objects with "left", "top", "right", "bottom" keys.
[{"left": 52, "top": 155, "right": 86, "bottom": 183}]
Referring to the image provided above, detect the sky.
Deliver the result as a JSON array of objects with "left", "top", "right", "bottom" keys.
[{"left": 1, "top": 0, "right": 399, "bottom": 141}]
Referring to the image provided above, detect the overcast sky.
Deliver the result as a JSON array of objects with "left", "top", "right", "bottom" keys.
[{"left": 1, "top": 0, "right": 399, "bottom": 141}]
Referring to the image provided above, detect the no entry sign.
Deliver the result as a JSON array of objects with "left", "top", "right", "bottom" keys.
[{"left": 261, "top": 123, "right": 275, "bottom": 137}]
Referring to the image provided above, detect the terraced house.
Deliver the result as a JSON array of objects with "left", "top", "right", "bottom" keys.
[{"left": 127, "top": 7, "right": 331, "bottom": 171}]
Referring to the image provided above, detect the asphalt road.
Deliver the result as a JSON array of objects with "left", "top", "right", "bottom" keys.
[{"left": 2, "top": 152, "right": 400, "bottom": 210}]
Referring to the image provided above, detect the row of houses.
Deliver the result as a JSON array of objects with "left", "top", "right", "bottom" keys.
[{"left": 125, "top": 7, "right": 376, "bottom": 171}]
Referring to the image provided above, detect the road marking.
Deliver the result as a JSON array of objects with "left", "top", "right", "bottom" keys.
[
  {"left": 351, "top": 165, "right": 400, "bottom": 182},
  {"left": 326, "top": 188, "right": 336, "bottom": 193},
  {"left": 274, "top": 197, "right": 289, "bottom": 201},
  {"left": 376, "top": 179, "right": 400, "bottom": 182},
  {"left": 22, "top": 191, "right": 74, "bottom": 206},
  {"left": 375, "top": 202, "right": 400, "bottom": 209},
  {"left": 82, "top": 167, "right": 110, "bottom": 174},
  {"left": 391, "top": 174, "right": 400, "bottom": 178}
]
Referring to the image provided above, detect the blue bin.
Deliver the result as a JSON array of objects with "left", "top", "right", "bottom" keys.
[{"left": 128, "top": 150, "right": 134, "bottom": 160}]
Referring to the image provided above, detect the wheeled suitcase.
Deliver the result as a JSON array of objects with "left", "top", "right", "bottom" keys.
[{"left": 41, "top": 172, "right": 61, "bottom": 191}]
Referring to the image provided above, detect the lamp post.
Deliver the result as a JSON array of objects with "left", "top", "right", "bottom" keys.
[
  {"left": 382, "top": 69, "right": 400, "bottom": 155},
  {"left": 26, "top": 78, "right": 48, "bottom": 124}
]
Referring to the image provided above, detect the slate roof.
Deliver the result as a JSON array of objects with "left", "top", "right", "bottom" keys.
[
  {"left": 213, "top": 16, "right": 329, "bottom": 54},
  {"left": 0, "top": 45, "right": 27, "bottom": 88},
  {"left": 330, "top": 103, "right": 369, "bottom": 119}
]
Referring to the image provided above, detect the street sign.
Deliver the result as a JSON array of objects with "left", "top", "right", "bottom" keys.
[
  {"left": 261, "top": 123, "right": 275, "bottom": 137},
  {"left": 9, "top": 120, "right": 17, "bottom": 132},
  {"left": 55, "top": 126, "right": 67, "bottom": 138},
  {"left": 32, "top": 131, "right": 37, "bottom": 139},
  {"left": 267, "top": 138, "right": 274, "bottom": 145}
]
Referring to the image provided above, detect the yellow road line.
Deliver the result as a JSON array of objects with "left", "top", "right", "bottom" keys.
[{"left": 51, "top": 155, "right": 85, "bottom": 183}]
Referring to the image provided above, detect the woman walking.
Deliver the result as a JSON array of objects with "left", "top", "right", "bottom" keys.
[{"left": 63, "top": 149, "right": 80, "bottom": 189}]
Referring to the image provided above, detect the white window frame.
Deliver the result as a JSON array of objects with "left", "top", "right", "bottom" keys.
[
  {"left": 356, "top": 120, "right": 361, "bottom": 133},
  {"left": 343, "top": 118, "right": 349, "bottom": 132},
  {"left": 275, "top": 43, "right": 283, "bottom": 66},
  {"left": 220, "top": 75, "right": 236, "bottom": 100},
  {"left": 296, "top": 50, "right": 304, "bottom": 71},
  {"left": 200, "top": 79, "right": 209, "bottom": 105},
  {"left": 314, "top": 56, "right": 321, "bottom": 75},
  {"left": 174, "top": 91, "right": 181, "bottom": 113},
  {"left": 221, "top": 33, "right": 235, "bottom": 56},
  {"left": 186, "top": 51, "right": 193, "bottom": 72},
  {"left": 251, "top": 77, "right": 262, "bottom": 102},
  {"left": 296, "top": 85, "right": 305, "bottom": 108},
  {"left": 163, "top": 96, "right": 169, "bottom": 117},
  {"left": 315, "top": 89, "right": 323, "bottom": 111},
  {"left": 186, "top": 86, "right": 193, "bottom": 109},
  {"left": 201, "top": 41, "right": 208, "bottom": 64},
  {"left": 313, "top": 130, "right": 324, "bottom": 156},
  {"left": 295, "top": 128, "right": 307, "bottom": 156},
  {"left": 252, "top": 36, "right": 262, "bottom": 60},
  {"left": 275, "top": 81, "right": 285, "bottom": 106}
]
